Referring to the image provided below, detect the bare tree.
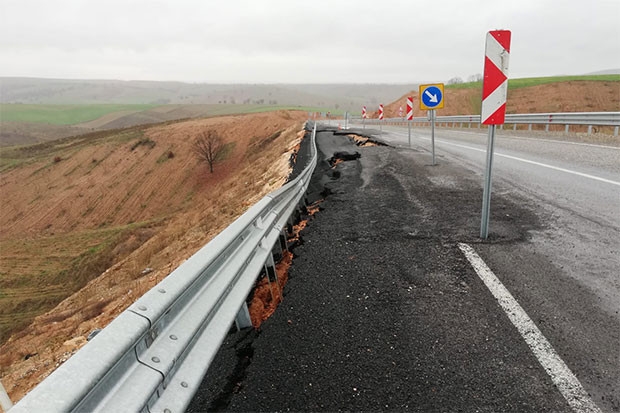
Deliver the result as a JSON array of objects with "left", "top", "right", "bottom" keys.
[{"left": 193, "top": 130, "right": 224, "bottom": 173}]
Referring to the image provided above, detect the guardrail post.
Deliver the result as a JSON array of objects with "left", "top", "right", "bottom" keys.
[
  {"left": 565, "top": 124, "right": 569, "bottom": 133},
  {"left": 545, "top": 124, "right": 549, "bottom": 132},
  {"left": 528, "top": 124, "right": 532, "bottom": 131},
  {"left": 264, "top": 254, "right": 280, "bottom": 287},
  {"left": 614, "top": 126, "right": 619, "bottom": 136},
  {"left": 272, "top": 234, "right": 284, "bottom": 261},
  {"left": 587, "top": 125, "right": 593, "bottom": 135},
  {"left": 279, "top": 229, "right": 289, "bottom": 252},
  {"left": 513, "top": 124, "right": 517, "bottom": 131},
  {"left": 264, "top": 254, "right": 282, "bottom": 303},
  {"left": 235, "top": 302, "right": 253, "bottom": 330},
  {"left": 0, "top": 379, "right": 13, "bottom": 412}
]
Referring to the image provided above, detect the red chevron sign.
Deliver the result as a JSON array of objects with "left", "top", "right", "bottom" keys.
[
  {"left": 481, "top": 30, "right": 511, "bottom": 125},
  {"left": 406, "top": 96, "right": 413, "bottom": 120}
]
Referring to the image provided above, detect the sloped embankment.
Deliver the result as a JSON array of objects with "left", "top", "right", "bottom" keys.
[{"left": 0, "top": 110, "right": 307, "bottom": 403}]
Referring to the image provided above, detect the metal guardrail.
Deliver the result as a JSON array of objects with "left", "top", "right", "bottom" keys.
[
  {"left": 353, "top": 112, "right": 620, "bottom": 135},
  {"left": 10, "top": 123, "right": 318, "bottom": 413}
]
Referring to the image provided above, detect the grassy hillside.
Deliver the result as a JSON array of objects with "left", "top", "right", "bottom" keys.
[
  {"left": 0, "top": 104, "right": 158, "bottom": 124},
  {"left": 0, "top": 103, "right": 329, "bottom": 147},
  {"left": 446, "top": 74, "right": 620, "bottom": 89},
  {"left": 0, "top": 78, "right": 416, "bottom": 113},
  {"left": 0, "top": 111, "right": 306, "bottom": 357},
  {"left": 383, "top": 76, "right": 620, "bottom": 119}
]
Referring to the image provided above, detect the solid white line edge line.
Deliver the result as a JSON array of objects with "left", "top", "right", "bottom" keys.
[
  {"left": 458, "top": 243, "right": 602, "bottom": 413},
  {"left": 381, "top": 127, "right": 620, "bottom": 187}
]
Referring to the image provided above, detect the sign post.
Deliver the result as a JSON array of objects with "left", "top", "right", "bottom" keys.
[
  {"left": 379, "top": 104, "right": 384, "bottom": 134},
  {"left": 362, "top": 106, "right": 367, "bottom": 129},
  {"left": 480, "top": 29, "right": 511, "bottom": 239},
  {"left": 406, "top": 96, "right": 413, "bottom": 147},
  {"left": 419, "top": 83, "right": 444, "bottom": 165}
]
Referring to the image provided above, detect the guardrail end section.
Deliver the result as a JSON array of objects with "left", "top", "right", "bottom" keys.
[{"left": 10, "top": 311, "right": 151, "bottom": 413}]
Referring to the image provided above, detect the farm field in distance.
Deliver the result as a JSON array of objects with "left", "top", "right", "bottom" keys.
[
  {"left": 0, "top": 104, "right": 158, "bottom": 124},
  {"left": 0, "top": 103, "right": 331, "bottom": 147}
]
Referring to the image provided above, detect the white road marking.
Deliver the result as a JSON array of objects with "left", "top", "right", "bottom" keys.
[
  {"left": 458, "top": 243, "right": 602, "bottom": 413},
  {"left": 380, "top": 125, "right": 620, "bottom": 150},
  {"left": 385, "top": 129, "right": 620, "bottom": 187}
]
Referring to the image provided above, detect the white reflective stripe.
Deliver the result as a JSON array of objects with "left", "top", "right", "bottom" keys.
[
  {"left": 481, "top": 79, "right": 508, "bottom": 122},
  {"left": 486, "top": 32, "right": 509, "bottom": 72}
]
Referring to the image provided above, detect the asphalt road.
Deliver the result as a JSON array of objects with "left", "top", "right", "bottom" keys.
[{"left": 189, "top": 124, "right": 619, "bottom": 412}]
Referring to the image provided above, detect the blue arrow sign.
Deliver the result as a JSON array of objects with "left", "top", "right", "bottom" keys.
[{"left": 421, "top": 85, "right": 443, "bottom": 109}]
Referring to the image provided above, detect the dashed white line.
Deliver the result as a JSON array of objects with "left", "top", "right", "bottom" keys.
[{"left": 458, "top": 243, "right": 602, "bottom": 413}]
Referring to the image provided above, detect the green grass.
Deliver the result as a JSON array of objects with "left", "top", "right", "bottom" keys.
[
  {"left": 201, "top": 104, "right": 337, "bottom": 116},
  {"left": 0, "top": 104, "right": 159, "bottom": 125},
  {"left": 0, "top": 220, "right": 161, "bottom": 344},
  {"left": 215, "top": 141, "right": 237, "bottom": 162},
  {"left": 0, "top": 128, "right": 144, "bottom": 173},
  {"left": 446, "top": 74, "right": 620, "bottom": 90},
  {"left": 0, "top": 103, "right": 339, "bottom": 127}
]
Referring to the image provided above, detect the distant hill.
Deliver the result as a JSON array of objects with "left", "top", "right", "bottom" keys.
[
  {"left": 381, "top": 75, "right": 620, "bottom": 119},
  {"left": 0, "top": 77, "right": 416, "bottom": 112},
  {"left": 585, "top": 69, "right": 620, "bottom": 75}
]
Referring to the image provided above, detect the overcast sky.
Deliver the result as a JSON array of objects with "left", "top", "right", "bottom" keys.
[{"left": 1, "top": 0, "right": 618, "bottom": 84}]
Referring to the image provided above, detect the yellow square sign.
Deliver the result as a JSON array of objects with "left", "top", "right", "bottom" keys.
[{"left": 419, "top": 83, "right": 445, "bottom": 110}]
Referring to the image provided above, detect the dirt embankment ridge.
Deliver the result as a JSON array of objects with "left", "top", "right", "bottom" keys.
[
  {"left": 0, "top": 110, "right": 307, "bottom": 404},
  {"left": 379, "top": 80, "right": 620, "bottom": 118}
]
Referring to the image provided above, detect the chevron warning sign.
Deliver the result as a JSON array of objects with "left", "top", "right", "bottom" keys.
[
  {"left": 406, "top": 96, "right": 413, "bottom": 120},
  {"left": 362, "top": 106, "right": 367, "bottom": 119},
  {"left": 481, "top": 30, "right": 511, "bottom": 125},
  {"left": 379, "top": 104, "right": 384, "bottom": 120}
]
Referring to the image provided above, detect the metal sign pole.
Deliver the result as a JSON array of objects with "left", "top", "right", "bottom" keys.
[
  {"left": 480, "top": 124, "right": 496, "bottom": 239},
  {"left": 431, "top": 110, "right": 436, "bottom": 165},
  {"left": 479, "top": 29, "right": 511, "bottom": 239},
  {"left": 408, "top": 120, "right": 411, "bottom": 147}
]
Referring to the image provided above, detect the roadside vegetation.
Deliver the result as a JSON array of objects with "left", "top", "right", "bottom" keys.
[
  {"left": 0, "top": 104, "right": 158, "bottom": 124},
  {"left": 0, "top": 103, "right": 330, "bottom": 126},
  {"left": 446, "top": 74, "right": 620, "bottom": 89}
]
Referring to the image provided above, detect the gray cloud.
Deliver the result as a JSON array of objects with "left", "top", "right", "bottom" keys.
[{"left": 1, "top": 0, "right": 618, "bottom": 82}]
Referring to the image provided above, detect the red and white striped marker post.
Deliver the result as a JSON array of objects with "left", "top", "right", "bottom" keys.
[
  {"left": 362, "top": 105, "right": 367, "bottom": 129},
  {"left": 378, "top": 104, "right": 384, "bottom": 134},
  {"left": 406, "top": 96, "right": 414, "bottom": 146},
  {"left": 480, "top": 29, "right": 511, "bottom": 239}
]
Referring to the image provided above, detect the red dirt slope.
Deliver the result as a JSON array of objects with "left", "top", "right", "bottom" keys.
[
  {"left": 380, "top": 81, "right": 620, "bottom": 118},
  {"left": 0, "top": 110, "right": 307, "bottom": 404}
]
